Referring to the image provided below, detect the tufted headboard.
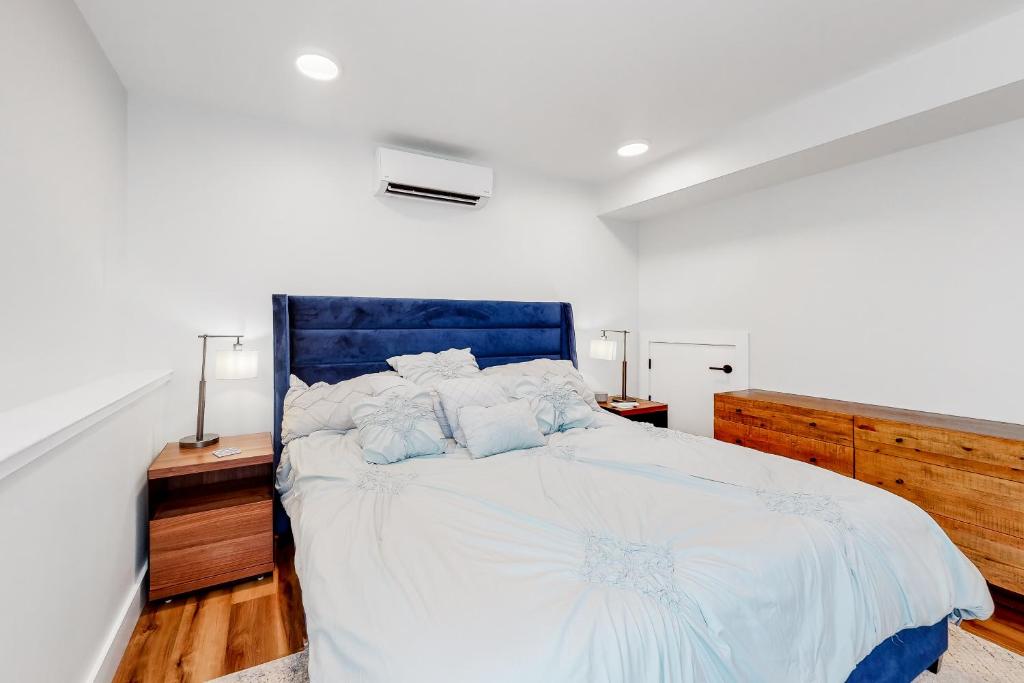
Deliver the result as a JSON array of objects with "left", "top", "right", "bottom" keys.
[{"left": 272, "top": 294, "right": 577, "bottom": 531}]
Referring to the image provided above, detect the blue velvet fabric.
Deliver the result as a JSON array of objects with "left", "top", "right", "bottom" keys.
[
  {"left": 272, "top": 295, "right": 578, "bottom": 530},
  {"left": 847, "top": 618, "right": 947, "bottom": 683}
]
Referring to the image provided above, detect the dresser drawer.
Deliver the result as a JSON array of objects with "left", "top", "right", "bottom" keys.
[
  {"left": 715, "top": 394, "right": 853, "bottom": 445},
  {"left": 855, "top": 450, "right": 1024, "bottom": 538},
  {"left": 930, "top": 514, "right": 1024, "bottom": 594},
  {"left": 714, "top": 418, "right": 854, "bottom": 476},
  {"left": 150, "top": 500, "right": 272, "bottom": 594},
  {"left": 855, "top": 417, "right": 1024, "bottom": 482}
]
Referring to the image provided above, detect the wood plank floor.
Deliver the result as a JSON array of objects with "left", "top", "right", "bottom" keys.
[
  {"left": 114, "top": 537, "right": 1024, "bottom": 681},
  {"left": 112, "top": 537, "right": 306, "bottom": 683}
]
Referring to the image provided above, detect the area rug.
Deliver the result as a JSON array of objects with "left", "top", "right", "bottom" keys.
[{"left": 210, "top": 624, "right": 1024, "bottom": 682}]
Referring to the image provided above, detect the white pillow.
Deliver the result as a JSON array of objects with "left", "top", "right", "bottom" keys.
[
  {"left": 459, "top": 400, "right": 546, "bottom": 458},
  {"left": 435, "top": 377, "right": 509, "bottom": 446},
  {"left": 481, "top": 358, "right": 599, "bottom": 411},
  {"left": 501, "top": 374, "right": 595, "bottom": 435},
  {"left": 351, "top": 388, "right": 446, "bottom": 464},
  {"left": 281, "top": 372, "right": 412, "bottom": 444},
  {"left": 386, "top": 348, "right": 481, "bottom": 386}
]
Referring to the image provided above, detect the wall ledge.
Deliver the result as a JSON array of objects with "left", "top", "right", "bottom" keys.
[{"left": 0, "top": 370, "right": 172, "bottom": 481}]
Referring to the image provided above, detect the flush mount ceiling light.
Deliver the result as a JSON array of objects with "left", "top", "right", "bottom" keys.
[
  {"left": 617, "top": 139, "right": 650, "bottom": 157},
  {"left": 296, "top": 53, "right": 340, "bottom": 81}
]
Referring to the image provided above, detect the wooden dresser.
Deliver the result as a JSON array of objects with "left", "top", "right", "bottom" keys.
[{"left": 715, "top": 390, "right": 1024, "bottom": 595}]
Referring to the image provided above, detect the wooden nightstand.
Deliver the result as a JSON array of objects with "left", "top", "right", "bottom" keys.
[
  {"left": 598, "top": 399, "right": 669, "bottom": 427},
  {"left": 148, "top": 432, "right": 275, "bottom": 601}
]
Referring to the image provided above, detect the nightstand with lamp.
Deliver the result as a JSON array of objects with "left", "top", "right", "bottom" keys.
[
  {"left": 148, "top": 333, "right": 275, "bottom": 601},
  {"left": 590, "top": 329, "right": 669, "bottom": 428}
]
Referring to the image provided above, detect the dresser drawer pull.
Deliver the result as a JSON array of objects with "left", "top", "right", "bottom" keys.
[
  {"left": 809, "top": 457, "right": 817, "bottom": 464},
  {"left": 895, "top": 437, "right": 904, "bottom": 443},
  {"left": 895, "top": 478, "right": 905, "bottom": 485},
  {"left": 808, "top": 422, "right": 817, "bottom": 428}
]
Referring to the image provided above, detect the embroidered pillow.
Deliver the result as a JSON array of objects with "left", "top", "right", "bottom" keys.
[
  {"left": 435, "top": 377, "right": 509, "bottom": 446},
  {"left": 386, "top": 348, "right": 481, "bottom": 386},
  {"left": 458, "top": 400, "right": 546, "bottom": 458},
  {"left": 387, "top": 349, "right": 481, "bottom": 440},
  {"left": 351, "top": 388, "right": 446, "bottom": 465},
  {"left": 481, "top": 358, "right": 599, "bottom": 411},
  {"left": 281, "top": 372, "right": 412, "bottom": 444},
  {"left": 501, "top": 374, "right": 595, "bottom": 435}
]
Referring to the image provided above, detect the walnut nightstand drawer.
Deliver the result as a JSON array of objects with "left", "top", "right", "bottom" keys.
[
  {"left": 150, "top": 501, "right": 273, "bottom": 598},
  {"left": 147, "top": 433, "right": 274, "bottom": 601}
]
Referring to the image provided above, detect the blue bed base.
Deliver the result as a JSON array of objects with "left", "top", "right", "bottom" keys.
[{"left": 270, "top": 294, "right": 946, "bottom": 683}]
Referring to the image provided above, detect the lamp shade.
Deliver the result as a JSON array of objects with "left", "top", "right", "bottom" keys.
[
  {"left": 215, "top": 347, "right": 259, "bottom": 379},
  {"left": 589, "top": 338, "right": 617, "bottom": 361}
]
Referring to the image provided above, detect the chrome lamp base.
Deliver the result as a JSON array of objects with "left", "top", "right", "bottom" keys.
[{"left": 179, "top": 433, "right": 220, "bottom": 449}]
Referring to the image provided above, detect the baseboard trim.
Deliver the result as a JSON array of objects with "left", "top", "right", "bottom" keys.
[{"left": 87, "top": 563, "right": 148, "bottom": 683}]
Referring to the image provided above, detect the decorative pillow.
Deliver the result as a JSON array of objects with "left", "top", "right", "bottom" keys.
[
  {"left": 458, "top": 400, "right": 546, "bottom": 458},
  {"left": 501, "top": 374, "right": 595, "bottom": 435},
  {"left": 481, "top": 358, "right": 599, "bottom": 411},
  {"left": 351, "top": 388, "right": 446, "bottom": 465},
  {"left": 281, "top": 372, "right": 412, "bottom": 444},
  {"left": 435, "top": 377, "right": 509, "bottom": 446},
  {"left": 386, "top": 348, "right": 481, "bottom": 386}
]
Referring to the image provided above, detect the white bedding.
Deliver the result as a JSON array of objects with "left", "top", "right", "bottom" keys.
[{"left": 278, "top": 414, "right": 992, "bottom": 683}]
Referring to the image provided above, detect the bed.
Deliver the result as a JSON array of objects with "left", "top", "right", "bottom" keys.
[{"left": 272, "top": 294, "right": 992, "bottom": 682}]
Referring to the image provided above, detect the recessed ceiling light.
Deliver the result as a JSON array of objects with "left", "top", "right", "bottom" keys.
[
  {"left": 617, "top": 140, "right": 650, "bottom": 157},
  {"left": 296, "top": 53, "right": 340, "bottom": 81}
]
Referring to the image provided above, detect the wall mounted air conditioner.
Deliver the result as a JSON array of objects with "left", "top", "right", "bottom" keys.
[{"left": 375, "top": 147, "right": 493, "bottom": 207}]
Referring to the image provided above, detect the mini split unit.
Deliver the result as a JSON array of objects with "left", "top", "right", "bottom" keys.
[{"left": 375, "top": 147, "right": 493, "bottom": 207}]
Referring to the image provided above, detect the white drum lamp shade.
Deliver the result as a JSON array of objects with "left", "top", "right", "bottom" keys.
[
  {"left": 590, "top": 338, "right": 618, "bottom": 361},
  {"left": 215, "top": 347, "right": 259, "bottom": 379}
]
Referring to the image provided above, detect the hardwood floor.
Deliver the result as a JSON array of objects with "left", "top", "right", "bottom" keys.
[
  {"left": 112, "top": 536, "right": 306, "bottom": 683},
  {"left": 114, "top": 538, "right": 1024, "bottom": 681}
]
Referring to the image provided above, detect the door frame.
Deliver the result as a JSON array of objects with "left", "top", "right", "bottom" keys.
[{"left": 637, "top": 330, "right": 750, "bottom": 402}]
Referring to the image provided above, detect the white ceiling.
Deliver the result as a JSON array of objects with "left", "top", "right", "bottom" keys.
[{"left": 75, "top": 0, "right": 1023, "bottom": 183}]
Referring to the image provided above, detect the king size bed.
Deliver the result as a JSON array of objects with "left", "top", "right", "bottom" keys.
[{"left": 272, "top": 294, "right": 992, "bottom": 682}]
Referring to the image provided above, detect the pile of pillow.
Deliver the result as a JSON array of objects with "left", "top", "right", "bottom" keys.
[{"left": 281, "top": 349, "right": 598, "bottom": 464}]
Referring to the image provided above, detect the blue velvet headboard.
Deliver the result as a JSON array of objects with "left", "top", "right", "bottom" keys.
[{"left": 272, "top": 294, "right": 578, "bottom": 531}]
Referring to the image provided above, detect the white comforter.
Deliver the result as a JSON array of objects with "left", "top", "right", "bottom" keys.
[{"left": 278, "top": 414, "right": 992, "bottom": 683}]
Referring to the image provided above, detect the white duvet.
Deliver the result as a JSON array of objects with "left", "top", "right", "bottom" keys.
[{"left": 278, "top": 414, "right": 992, "bottom": 683}]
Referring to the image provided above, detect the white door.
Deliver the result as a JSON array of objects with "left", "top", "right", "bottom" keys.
[{"left": 644, "top": 332, "right": 748, "bottom": 437}]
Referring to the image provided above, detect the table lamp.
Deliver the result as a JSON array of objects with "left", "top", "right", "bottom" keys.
[
  {"left": 590, "top": 329, "right": 630, "bottom": 402},
  {"left": 180, "top": 334, "right": 259, "bottom": 448}
]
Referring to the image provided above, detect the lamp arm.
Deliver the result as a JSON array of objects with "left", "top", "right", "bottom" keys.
[
  {"left": 620, "top": 330, "right": 629, "bottom": 401},
  {"left": 196, "top": 335, "right": 208, "bottom": 439}
]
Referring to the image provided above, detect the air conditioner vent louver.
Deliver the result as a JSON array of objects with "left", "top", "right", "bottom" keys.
[
  {"left": 384, "top": 182, "right": 481, "bottom": 206},
  {"left": 376, "top": 148, "right": 493, "bottom": 208}
]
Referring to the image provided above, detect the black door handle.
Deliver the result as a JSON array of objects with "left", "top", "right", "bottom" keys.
[{"left": 709, "top": 364, "right": 733, "bottom": 374}]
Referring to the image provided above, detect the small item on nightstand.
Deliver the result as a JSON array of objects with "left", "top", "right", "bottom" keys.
[
  {"left": 598, "top": 398, "right": 669, "bottom": 428},
  {"left": 594, "top": 391, "right": 609, "bottom": 403},
  {"left": 213, "top": 446, "right": 242, "bottom": 458}
]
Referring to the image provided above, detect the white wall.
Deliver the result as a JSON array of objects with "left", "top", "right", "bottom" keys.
[
  {"left": 637, "top": 117, "right": 1024, "bottom": 424},
  {"left": 0, "top": 3, "right": 170, "bottom": 682},
  {"left": 0, "top": 390, "right": 165, "bottom": 683},
  {"left": 121, "top": 97, "right": 638, "bottom": 442},
  {"left": 0, "top": 0, "right": 126, "bottom": 410}
]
